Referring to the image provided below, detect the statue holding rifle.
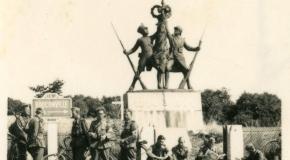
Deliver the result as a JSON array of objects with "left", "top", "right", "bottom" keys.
[
  {"left": 123, "top": 24, "right": 155, "bottom": 91},
  {"left": 113, "top": 0, "right": 204, "bottom": 90}
]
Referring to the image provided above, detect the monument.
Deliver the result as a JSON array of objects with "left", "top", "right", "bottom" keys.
[{"left": 112, "top": 0, "right": 205, "bottom": 159}]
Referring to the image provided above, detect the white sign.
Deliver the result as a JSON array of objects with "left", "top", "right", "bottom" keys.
[{"left": 32, "top": 93, "right": 72, "bottom": 117}]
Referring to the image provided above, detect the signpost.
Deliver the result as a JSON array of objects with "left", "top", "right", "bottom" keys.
[
  {"left": 32, "top": 93, "right": 72, "bottom": 160},
  {"left": 32, "top": 93, "right": 72, "bottom": 118}
]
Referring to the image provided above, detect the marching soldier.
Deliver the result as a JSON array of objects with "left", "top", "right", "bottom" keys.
[
  {"left": 71, "top": 107, "right": 89, "bottom": 160},
  {"left": 166, "top": 25, "right": 201, "bottom": 89},
  {"left": 26, "top": 108, "right": 45, "bottom": 160},
  {"left": 88, "top": 107, "right": 116, "bottom": 160},
  {"left": 172, "top": 137, "right": 188, "bottom": 160},
  {"left": 8, "top": 105, "right": 31, "bottom": 160},
  {"left": 120, "top": 110, "right": 138, "bottom": 160},
  {"left": 124, "top": 23, "right": 154, "bottom": 91},
  {"left": 146, "top": 135, "right": 171, "bottom": 160}
]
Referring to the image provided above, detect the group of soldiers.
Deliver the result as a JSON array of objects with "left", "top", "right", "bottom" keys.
[
  {"left": 9, "top": 105, "right": 270, "bottom": 160},
  {"left": 9, "top": 106, "right": 46, "bottom": 160},
  {"left": 70, "top": 107, "right": 190, "bottom": 160}
]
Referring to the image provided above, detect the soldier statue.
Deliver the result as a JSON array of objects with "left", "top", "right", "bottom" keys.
[
  {"left": 124, "top": 24, "right": 154, "bottom": 91},
  {"left": 165, "top": 25, "right": 200, "bottom": 89},
  {"left": 114, "top": 0, "right": 203, "bottom": 90}
]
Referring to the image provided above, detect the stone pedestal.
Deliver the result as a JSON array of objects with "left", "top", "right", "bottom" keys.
[{"left": 124, "top": 89, "right": 204, "bottom": 156}]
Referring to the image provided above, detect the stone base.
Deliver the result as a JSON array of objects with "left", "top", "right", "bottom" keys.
[
  {"left": 124, "top": 89, "right": 204, "bottom": 157},
  {"left": 124, "top": 89, "right": 204, "bottom": 130}
]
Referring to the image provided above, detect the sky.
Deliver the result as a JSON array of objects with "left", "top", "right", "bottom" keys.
[
  {"left": 1, "top": 0, "right": 289, "bottom": 103},
  {"left": 1, "top": 0, "right": 290, "bottom": 158}
]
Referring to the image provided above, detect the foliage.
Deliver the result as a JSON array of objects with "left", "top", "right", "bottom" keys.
[
  {"left": 201, "top": 88, "right": 234, "bottom": 124},
  {"left": 234, "top": 92, "right": 281, "bottom": 127},
  {"left": 67, "top": 95, "right": 121, "bottom": 118},
  {"left": 201, "top": 89, "right": 281, "bottom": 127},
  {"left": 29, "top": 79, "right": 64, "bottom": 98},
  {"left": 7, "top": 97, "right": 27, "bottom": 115}
]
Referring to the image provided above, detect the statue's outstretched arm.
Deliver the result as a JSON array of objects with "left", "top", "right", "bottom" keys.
[{"left": 126, "top": 39, "right": 140, "bottom": 55}]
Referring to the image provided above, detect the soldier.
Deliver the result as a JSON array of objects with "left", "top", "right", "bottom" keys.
[
  {"left": 196, "top": 137, "right": 225, "bottom": 160},
  {"left": 166, "top": 25, "right": 200, "bottom": 89},
  {"left": 88, "top": 107, "right": 116, "bottom": 160},
  {"left": 243, "top": 143, "right": 266, "bottom": 160},
  {"left": 71, "top": 107, "right": 89, "bottom": 160},
  {"left": 124, "top": 23, "right": 154, "bottom": 91},
  {"left": 146, "top": 135, "right": 171, "bottom": 160},
  {"left": 26, "top": 108, "right": 45, "bottom": 160},
  {"left": 8, "top": 105, "right": 31, "bottom": 160},
  {"left": 120, "top": 110, "right": 138, "bottom": 160},
  {"left": 172, "top": 137, "right": 188, "bottom": 160}
]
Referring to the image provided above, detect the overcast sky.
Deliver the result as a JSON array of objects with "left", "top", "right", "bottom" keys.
[{"left": 1, "top": 0, "right": 289, "bottom": 104}]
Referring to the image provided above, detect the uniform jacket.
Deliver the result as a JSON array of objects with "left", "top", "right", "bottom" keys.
[
  {"left": 120, "top": 120, "right": 138, "bottom": 149},
  {"left": 71, "top": 118, "right": 89, "bottom": 148},
  {"left": 89, "top": 119, "right": 115, "bottom": 150},
  {"left": 9, "top": 116, "right": 30, "bottom": 144},
  {"left": 172, "top": 145, "right": 188, "bottom": 160},
  {"left": 26, "top": 115, "right": 45, "bottom": 148},
  {"left": 147, "top": 143, "right": 170, "bottom": 160}
]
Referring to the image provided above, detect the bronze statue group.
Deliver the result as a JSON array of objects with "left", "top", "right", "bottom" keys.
[{"left": 112, "top": 1, "right": 202, "bottom": 91}]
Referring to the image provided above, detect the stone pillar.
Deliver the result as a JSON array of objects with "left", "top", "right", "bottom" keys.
[
  {"left": 226, "top": 125, "right": 244, "bottom": 160},
  {"left": 47, "top": 120, "right": 58, "bottom": 160}
]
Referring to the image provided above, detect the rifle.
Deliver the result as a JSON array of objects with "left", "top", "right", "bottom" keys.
[
  {"left": 111, "top": 23, "right": 147, "bottom": 90},
  {"left": 178, "top": 25, "right": 206, "bottom": 89}
]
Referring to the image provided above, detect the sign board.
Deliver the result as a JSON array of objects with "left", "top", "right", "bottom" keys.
[{"left": 32, "top": 93, "right": 72, "bottom": 117}]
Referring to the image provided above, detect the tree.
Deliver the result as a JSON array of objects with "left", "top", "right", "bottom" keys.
[
  {"left": 7, "top": 97, "right": 27, "bottom": 115},
  {"left": 201, "top": 88, "right": 234, "bottom": 124},
  {"left": 234, "top": 92, "right": 281, "bottom": 127},
  {"left": 29, "top": 79, "right": 64, "bottom": 98}
]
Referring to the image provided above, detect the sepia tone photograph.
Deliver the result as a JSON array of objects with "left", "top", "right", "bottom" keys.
[{"left": 1, "top": 0, "right": 289, "bottom": 160}]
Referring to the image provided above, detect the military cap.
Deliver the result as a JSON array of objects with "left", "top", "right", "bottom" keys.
[
  {"left": 157, "top": 135, "right": 166, "bottom": 141},
  {"left": 174, "top": 26, "right": 183, "bottom": 33},
  {"left": 137, "top": 23, "right": 148, "bottom": 33},
  {"left": 245, "top": 143, "right": 255, "bottom": 151},
  {"left": 35, "top": 107, "right": 43, "bottom": 114}
]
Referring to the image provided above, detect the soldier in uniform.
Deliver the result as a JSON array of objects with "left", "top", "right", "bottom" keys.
[
  {"left": 124, "top": 23, "right": 154, "bottom": 91},
  {"left": 146, "top": 135, "right": 171, "bottom": 160},
  {"left": 243, "top": 143, "right": 266, "bottom": 160},
  {"left": 71, "top": 107, "right": 89, "bottom": 160},
  {"left": 172, "top": 137, "right": 188, "bottom": 160},
  {"left": 26, "top": 108, "right": 45, "bottom": 160},
  {"left": 166, "top": 25, "right": 200, "bottom": 89},
  {"left": 119, "top": 110, "right": 138, "bottom": 160},
  {"left": 8, "top": 105, "right": 31, "bottom": 160},
  {"left": 88, "top": 107, "right": 116, "bottom": 160},
  {"left": 196, "top": 137, "right": 225, "bottom": 160}
]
